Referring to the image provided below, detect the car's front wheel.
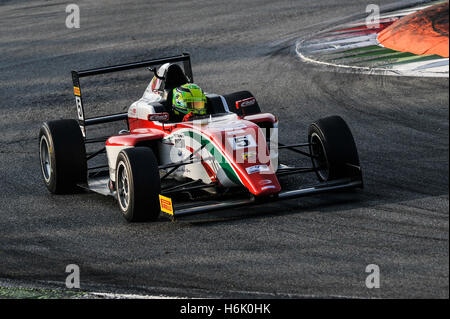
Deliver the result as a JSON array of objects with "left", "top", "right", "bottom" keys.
[
  {"left": 115, "top": 147, "right": 161, "bottom": 222},
  {"left": 308, "top": 116, "right": 361, "bottom": 182}
]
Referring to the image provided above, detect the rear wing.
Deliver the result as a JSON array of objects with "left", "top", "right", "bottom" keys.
[{"left": 71, "top": 53, "right": 193, "bottom": 137}]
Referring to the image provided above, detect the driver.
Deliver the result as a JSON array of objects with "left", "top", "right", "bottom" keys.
[{"left": 172, "top": 83, "right": 207, "bottom": 122}]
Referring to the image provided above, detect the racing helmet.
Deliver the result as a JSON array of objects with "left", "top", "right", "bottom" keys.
[{"left": 172, "top": 83, "right": 207, "bottom": 116}]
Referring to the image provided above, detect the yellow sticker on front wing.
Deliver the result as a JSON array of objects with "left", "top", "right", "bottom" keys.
[{"left": 159, "top": 194, "right": 173, "bottom": 215}]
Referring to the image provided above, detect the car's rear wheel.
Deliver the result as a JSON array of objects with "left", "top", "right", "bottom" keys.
[
  {"left": 39, "top": 120, "right": 87, "bottom": 194},
  {"left": 308, "top": 116, "right": 361, "bottom": 182},
  {"left": 115, "top": 147, "right": 161, "bottom": 222}
]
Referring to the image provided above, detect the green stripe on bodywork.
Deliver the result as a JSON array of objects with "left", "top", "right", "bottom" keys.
[{"left": 184, "top": 131, "right": 241, "bottom": 184}]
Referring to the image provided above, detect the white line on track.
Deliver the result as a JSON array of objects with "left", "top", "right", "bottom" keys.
[
  {"left": 87, "top": 292, "right": 186, "bottom": 299},
  {"left": 295, "top": 41, "right": 449, "bottom": 78}
]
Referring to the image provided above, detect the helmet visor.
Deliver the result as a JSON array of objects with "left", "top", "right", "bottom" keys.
[{"left": 187, "top": 100, "right": 205, "bottom": 110}]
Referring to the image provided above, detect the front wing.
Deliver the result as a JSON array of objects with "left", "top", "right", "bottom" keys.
[{"left": 160, "top": 177, "right": 363, "bottom": 219}]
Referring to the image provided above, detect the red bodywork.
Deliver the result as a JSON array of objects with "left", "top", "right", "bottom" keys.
[{"left": 107, "top": 112, "right": 280, "bottom": 196}]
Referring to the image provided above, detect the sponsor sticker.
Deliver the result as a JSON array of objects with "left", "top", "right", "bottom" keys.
[
  {"left": 242, "top": 151, "right": 256, "bottom": 161},
  {"left": 246, "top": 165, "right": 270, "bottom": 174},
  {"left": 259, "top": 179, "right": 272, "bottom": 185},
  {"left": 73, "top": 86, "right": 80, "bottom": 96},
  {"left": 226, "top": 129, "right": 247, "bottom": 135},
  {"left": 216, "top": 121, "right": 247, "bottom": 130},
  {"left": 148, "top": 112, "right": 169, "bottom": 122},
  {"left": 159, "top": 194, "right": 173, "bottom": 215},
  {"left": 175, "top": 138, "right": 185, "bottom": 148},
  {"left": 236, "top": 97, "right": 256, "bottom": 109}
]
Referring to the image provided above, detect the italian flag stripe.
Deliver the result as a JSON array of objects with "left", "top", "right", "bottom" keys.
[{"left": 184, "top": 131, "right": 241, "bottom": 185}]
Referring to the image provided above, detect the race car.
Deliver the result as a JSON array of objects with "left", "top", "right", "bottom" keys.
[{"left": 39, "top": 53, "right": 363, "bottom": 222}]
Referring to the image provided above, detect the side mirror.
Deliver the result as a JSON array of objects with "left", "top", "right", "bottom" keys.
[{"left": 148, "top": 112, "right": 170, "bottom": 122}]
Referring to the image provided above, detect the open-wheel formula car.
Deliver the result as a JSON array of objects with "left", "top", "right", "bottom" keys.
[{"left": 39, "top": 53, "right": 363, "bottom": 222}]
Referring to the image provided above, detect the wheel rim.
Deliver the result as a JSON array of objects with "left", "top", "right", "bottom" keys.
[
  {"left": 40, "top": 135, "right": 51, "bottom": 183},
  {"left": 310, "top": 133, "right": 329, "bottom": 181},
  {"left": 117, "top": 162, "right": 130, "bottom": 211}
]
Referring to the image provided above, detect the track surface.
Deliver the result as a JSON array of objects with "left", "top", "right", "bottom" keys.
[{"left": 0, "top": 0, "right": 448, "bottom": 298}]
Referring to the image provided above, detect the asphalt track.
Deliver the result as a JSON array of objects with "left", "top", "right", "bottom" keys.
[{"left": 0, "top": 0, "right": 448, "bottom": 298}]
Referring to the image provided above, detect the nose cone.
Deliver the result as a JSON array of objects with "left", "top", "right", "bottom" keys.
[
  {"left": 207, "top": 120, "right": 281, "bottom": 196},
  {"left": 243, "top": 167, "right": 281, "bottom": 196}
]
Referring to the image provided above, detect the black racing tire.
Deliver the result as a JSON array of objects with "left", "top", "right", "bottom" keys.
[
  {"left": 308, "top": 116, "right": 360, "bottom": 182},
  {"left": 39, "top": 119, "right": 87, "bottom": 194},
  {"left": 115, "top": 147, "right": 161, "bottom": 222}
]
